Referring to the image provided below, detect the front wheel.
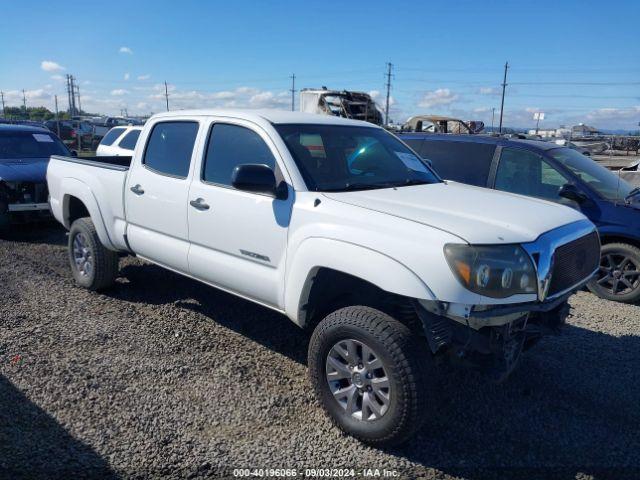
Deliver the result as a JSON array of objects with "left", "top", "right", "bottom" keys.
[
  {"left": 587, "top": 242, "right": 640, "bottom": 303},
  {"left": 68, "top": 217, "right": 119, "bottom": 291},
  {"left": 308, "top": 306, "right": 432, "bottom": 446}
]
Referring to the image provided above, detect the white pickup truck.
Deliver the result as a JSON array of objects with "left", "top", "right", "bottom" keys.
[{"left": 47, "top": 109, "right": 600, "bottom": 445}]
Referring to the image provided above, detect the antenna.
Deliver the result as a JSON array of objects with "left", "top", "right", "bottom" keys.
[{"left": 164, "top": 81, "right": 170, "bottom": 111}]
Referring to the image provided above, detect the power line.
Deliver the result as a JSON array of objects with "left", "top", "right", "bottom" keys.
[
  {"left": 290, "top": 74, "right": 296, "bottom": 112},
  {"left": 384, "top": 62, "right": 393, "bottom": 126},
  {"left": 498, "top": 61, "right": 509, "bottom": 133}
]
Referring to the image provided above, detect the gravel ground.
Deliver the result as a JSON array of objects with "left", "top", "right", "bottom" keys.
[{"left": 1, "top": 225, "right": 639, "bottom": 479}]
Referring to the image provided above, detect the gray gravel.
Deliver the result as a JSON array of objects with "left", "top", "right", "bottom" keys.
[{"left": 1, "top": 225, "right": 639, "bottom": 479}]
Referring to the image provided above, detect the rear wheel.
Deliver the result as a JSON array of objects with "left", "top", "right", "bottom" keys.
[
  {"left": 587, "top": 242, "right": 640, "bottom": 303},
  {"left": 308, "top": 306, "right": 431, "bottom": 446},
  {"left": 68, "top": 217, "right": 119, "bottom": 291}
]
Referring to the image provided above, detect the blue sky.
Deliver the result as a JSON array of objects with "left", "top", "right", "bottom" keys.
[{"left": 1, "top": 0, "right": 638, "bottom": 129}]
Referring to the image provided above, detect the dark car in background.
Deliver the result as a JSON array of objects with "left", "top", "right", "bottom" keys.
[
  {"left": 0, "top": 124, "right": 70, "bottom": 233},
  {"left": 45, "top": 119, "right": 95, "bottom": 150},
  {"left": 400, "top": 133, "right": 640, "bottom": 303}
]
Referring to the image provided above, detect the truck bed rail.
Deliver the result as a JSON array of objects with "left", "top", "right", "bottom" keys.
[{"left": 50, "top": 155, "right": 132, "bottom": 171}]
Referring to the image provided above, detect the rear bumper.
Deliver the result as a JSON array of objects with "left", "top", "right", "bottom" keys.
[{"left": 8, "top": 202, "right": 50, "bottom": 212}]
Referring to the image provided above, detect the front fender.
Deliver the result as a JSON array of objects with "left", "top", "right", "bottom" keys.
[
  {"left": 284, "top": 237, "right": 436, "bottom": 326},
  {"left": 57, "top": 177, "right": 116, "bottom": 250}
]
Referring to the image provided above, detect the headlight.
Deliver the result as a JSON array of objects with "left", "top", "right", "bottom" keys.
[{"left": 444, "top": 244, "right": 537, "bottom": 298}]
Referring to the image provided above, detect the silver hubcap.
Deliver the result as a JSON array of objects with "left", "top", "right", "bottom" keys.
[
  {"left": 325, "top": 339, "right": 391, "bottom": 421},
  {"left": 597, "top": 253, "right": 640, "bottom": 295},
  {"left": 72, "top": 233, "right": 93, "bottom": 277}
]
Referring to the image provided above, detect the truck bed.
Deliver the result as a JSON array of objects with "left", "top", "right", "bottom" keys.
[
  {"left": 50, "top": 155, "right": 132, "bottom": 170},
  {"left": 47, "top": 154, "right": 131, "bottom": 251}
]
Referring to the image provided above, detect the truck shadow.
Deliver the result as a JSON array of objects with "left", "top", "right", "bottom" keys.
[
  {"left": 112, "top": 261, "right": 640, "bottom": 479},
  {"left": 1, "top": 223, "right": 66, "bottom": 246},
  {"left": 115, "top": 261, "right": 309, "bottom": 364},
  {"left": 0, "top": 374, "right": 118, "bottom": 479}
]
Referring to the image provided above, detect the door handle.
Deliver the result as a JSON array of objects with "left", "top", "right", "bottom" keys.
[
  {"left": 190, "top": 198, "right": 210, "bottom": 211},
  {"left": 130, "top": 184, "right": 145, "bottom": 195}
]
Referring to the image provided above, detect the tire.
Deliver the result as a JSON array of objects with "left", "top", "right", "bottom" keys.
[
  {"left": 68, "top": 217, "right": 119, "bottom": 291},
  {"left": 308, "top": 306, "right": 431, "bottom": 446},
  {"left": 587, "top": 242, "right": 640, "bottom": 303}
]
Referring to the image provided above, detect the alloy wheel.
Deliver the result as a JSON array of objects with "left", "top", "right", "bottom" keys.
[
  {"left": 596, "top": 252, "right": 640, "bottom": 296},
  {"left": 325, "top": 339, "right": 391, "bottom": 421},
  {"left": 72, "top": 232, "right": 93, "bottom": 277}
]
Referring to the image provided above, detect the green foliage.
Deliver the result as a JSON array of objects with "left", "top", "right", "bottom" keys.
[{"left": 2, "top": 106, "right": 69, "bottom": 121}]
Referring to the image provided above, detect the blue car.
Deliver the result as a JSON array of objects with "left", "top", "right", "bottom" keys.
[
  {"left": 399, "top": 133, "right": 640, "bottom": 303},
  {"left": 0, "top": 124, "right": 71, "bottom": 233}
]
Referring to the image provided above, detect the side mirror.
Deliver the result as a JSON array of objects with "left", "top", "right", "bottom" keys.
[
  {"left": 70, "top": 150, "right": 78, "bottom": 157},
  {"left": 558, "top": 183, "right": 587, "bottom": 203},
  {"left": 232, "top": 164, "right": 286, "bottom": 199}
]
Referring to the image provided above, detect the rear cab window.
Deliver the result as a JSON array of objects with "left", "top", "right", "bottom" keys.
[
  {"left": 418, "top": 140, "right": 496, "bottom": 187},
  {"left": 100, "top": 127, "right": 126, "bottom": 146},
  {"left": 118, "top": 129, "right": 141, "bottom": 150},
  {"left": 142, "top": 121, "right": 199, "bottom": 178}
]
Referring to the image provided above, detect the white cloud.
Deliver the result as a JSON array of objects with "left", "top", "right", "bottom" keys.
[
  {"left": 50, "top": 74, "right": 64, "bottom": 81},
  {"left": 124, "top": 73, "right": 130, "bottom": 81},
  {"left": 137, "top": 74, "right": 151, "bottom": 81},
  {"left": 41, "top": 60, "right": 65, "bottom": 72},
  {"left": 478, "top": 87, "right": 500, "bottom": 96},
  {"left": 111, "top": 89, "right": 130, "bottom": 96},
  {"left": 119, "top": 46, "right": 133, "bottom": 54},
  {"left": 418, "top": 88, "right": 459, "bottom": 109}
]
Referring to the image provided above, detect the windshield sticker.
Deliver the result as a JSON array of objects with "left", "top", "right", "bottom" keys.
[
  {"left": 33, "top": 133, "right": 54, "bottom": 143},
  {"left": 395, "top": 152, "right": 429, "bottom": 173}
]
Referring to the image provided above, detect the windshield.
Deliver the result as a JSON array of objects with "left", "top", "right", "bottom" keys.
[
  {"left": 275, "top": 124, "right": 441, "bottom": 191},
  {"left": 548, "top": 147, "right": 633, "bottom": 200},
  {"left": 0, "top": 131, "right": 69, "bottom": 159}
]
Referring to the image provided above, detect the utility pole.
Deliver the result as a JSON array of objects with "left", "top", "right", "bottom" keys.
[
  {"left": 0, "top": 91, "right": 5, "bottom": 118},
  {"left": 75, "top": 84, "right": 82, "bottom": 115},
  {"left": 54, "top": 95, "right": 61, "bottom": 137},
  {"left": 164, "top": 81, "right": 170, "bottom": 111},
  {"left": 66, "top": 74, "right": 78, "bottom": 116},
  {"left": 289, "top": 74, "right": 296, "bottom": 112},
  {"left": 384, "top": 62, "right": 393, "bottom": 126},
  {"left": 491, "top": 107, "right": 495, "bottom": 131},
  {"left": 22, "top": 89, "right": 27, "bottom": 112},
  {"left": 66, "top": 74, "right": 72, "bottom": 115},
  {"left": 498, "top": 61, "right": 509, "bottom": 133}
]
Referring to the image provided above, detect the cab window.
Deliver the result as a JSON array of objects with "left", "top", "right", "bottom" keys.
[
  {"left": 495, "top": 147, "right": 569, "bottom": 201},
  {"left": 143, "top": 122, "right": 198, "bottom": 178},
  {"left": 202, "top": 124, "right": 276, "bottom": 187}
]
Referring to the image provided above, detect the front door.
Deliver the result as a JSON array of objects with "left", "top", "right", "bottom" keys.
[
  {"left": 187, "top": 120, "right": 293, "bottom": 308},
  {"left": 125, "top": 120, "right": 200, "bottom": 272}
]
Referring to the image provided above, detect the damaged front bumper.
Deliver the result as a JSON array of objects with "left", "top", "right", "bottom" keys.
[{"left": 415, "top": 289, "right": 576, "bottom": 382}]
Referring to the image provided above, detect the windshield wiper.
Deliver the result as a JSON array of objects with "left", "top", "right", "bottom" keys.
[
  {"left": 625, "top": 187, "right": 640, "bottom": 200},
  {"left": 321, "top": 183, "right": 392, "bottom": 192},
  {"left": 321, "top": 179, "right": 432, "bottom": 192}
]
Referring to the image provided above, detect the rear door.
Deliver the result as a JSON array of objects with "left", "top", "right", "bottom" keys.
[
  {"left": 418, "top": 139, "right": 496, "bottom": 187},
  {"left": 125, "top": 119, "right": 201, "bottom": 272},
  {"left": 187, "top": 119, "right": 293, "bottom": 308}
]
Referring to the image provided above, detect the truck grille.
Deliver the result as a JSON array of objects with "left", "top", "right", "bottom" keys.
[{"left": 548, "top": 232, "right": 600, "bottom": 296}]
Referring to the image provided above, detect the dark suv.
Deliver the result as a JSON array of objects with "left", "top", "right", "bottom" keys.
[{"left": 400, "top": 133, "right": 640, "bottom": 303}]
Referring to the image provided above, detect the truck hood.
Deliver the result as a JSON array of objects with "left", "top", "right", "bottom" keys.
[
  {"left": 323, "top": 181, "right": 587, "bottom": 244},
  {"left": 0, "top": 157, "right": 49, "bottom": 183}
]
